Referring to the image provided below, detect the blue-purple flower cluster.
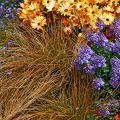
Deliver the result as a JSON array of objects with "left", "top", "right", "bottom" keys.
[
  {"left": 0, "top": 0, "right": 21, "bottom": 29},
  {"left": 109, "top": 58, "right": 120, "bottom": 88},
  {"left": 85, "top": 19, "right": 120, "bottom": 54},
  {"left": 74, "top": 45, "right": 106, "bottom": 73},
  {"left": 73, "top": 19, "right": 120, "bottom": 118},
  {"left": 97, "top": 98, "right": 119, "bottom": 118},
  {"left": 92, "top": 78, "right": 104, "bottom": 90}
]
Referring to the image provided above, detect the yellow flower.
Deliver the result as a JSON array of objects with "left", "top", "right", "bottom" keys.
[
  {"left": 87, "top": 5, "right": 99, "bottom": 19},
  {"left": 19, "top": 2, "right": 30, "bottom": 14},
  {"left": 28, "top": 2, "right": 40, "bottom": 11},
  {"left": 99, "top": 12, "right": 115, "bottom": 25},
  {"left": 42, "top": 0, "right": 56, "bottom": 11},
  {"left": 74, "top": 1, "right": 87, "bottom": 10},
  {"left": 19, "top": 12, "right": 28, "bottom": 21},
  {"left": 103, "top": 5, "right": 114, "bottom": 12},
  {"left": 31, "top": 16, "right": 46, "bottom": 30},
  {"left": 90, "top": 18, "right": 98, "bottom": 29},
  {"left": 24, "top": 0, "right": 30, "bottom": 4},
  {"left": 116, "top": 7, "right": 120, "bottom": 13},
  {"left": 21, "top": 8, "right": 29, "bottom": 14},
  {"left": 112, "top": 0, "right": 119, "bottom": 6},
  {"left": 57, "top": 1, "right": 71, "bottom": 16}
]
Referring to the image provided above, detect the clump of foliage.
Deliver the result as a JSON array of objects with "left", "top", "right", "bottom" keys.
[{"left": 73, "top": 19, "right": 120, "bottom": 119}]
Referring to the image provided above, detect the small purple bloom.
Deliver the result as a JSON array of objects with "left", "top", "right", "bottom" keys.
[
  {"left": 92, "top": 78, "right": 104, "bottom": 90},
  {"left": 98, "top": 108, "right": 110, "bottom": 117},
  {"left": 6, "top": 71, "right": 12, "bottom": 75},
  {"left": 83, "top": 64, "right": 96, "bottom": 73},
  {"left": 109, "top": 58, "right": 120, "bottom": 88},
  {"left": 90, "top": 55, "right": 106, "bottom": 68},
  {"left": 96, "top": 20, "right": 106, "bottom": 31},
  {"left": 107, "top": 98, "right": 119, "bottom": 107}
]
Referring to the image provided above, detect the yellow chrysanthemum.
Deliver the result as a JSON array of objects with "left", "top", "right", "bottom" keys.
[
  {"left": 116, "top": 7, "right": 120, "bottom": 13},
  {"left": 87, "top": 5, "right": 99, "bottom": 19},
  {"left": 20, "top": 2, "right": 30, "bottom": 14},
  {"left": 90, "top": 18, "right": 98, "bottom": 29},
  {"left": 28, "top": 2, "right": 40, "bottom": 10},
  {"left": 74, "top": 1, "right": 87, "bottom": 10},
  {"left": 57, "top": 1, "right": 72, "bottom": 16},
  {"left": 42, "top": 0, "right": 56, "bottom": 11},
  {"left": 103, "top": 5, "right": 114, "bottom": 12},
  {"left": 99, "top": 12, "right": 115, "bottom": 25},
  {"left": 24, "top": 0, "right": 30, "bottom": 4},
  {"left": 31, "top": 16, "right": 46, "bottom": 30},
  {"left": 19, "top": 12, "right": 28, "bottom": 21}
]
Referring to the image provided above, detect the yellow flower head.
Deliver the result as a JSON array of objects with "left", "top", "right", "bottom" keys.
[
  {"left": 28, "top": 2, "right": 40, "bottom": 11},
  {"left": 103, "top": 5, "right": 114, "bottom": 12},
  {"left": 19, "top": 12, "right": 28, "bottom": 21},
  {"left": 57, "top": 1, "right": 72, "bottom": 16},
  {"left": 99, "top": 12, "right": 115, "bottom": 25},
  {"left": 74, "top": 1, "right": 87, "bottom": 10},
  {"left": 116, "top": 7, "right": 120, "bottom": 13},
  {"left": 24, "top": 0, "right": 30, "bottom": 4},
  {"left": 42, "top": 0, "right": 56, "bottom": 11},
  {"left": 31, "top": 16, "right": 46, "bottom": 30},
  {"left": 87, "top": 5, "right": 99, "bottom": 19},
  {"left": 90, "top": 18, "right": 98, "bottom": 29}
]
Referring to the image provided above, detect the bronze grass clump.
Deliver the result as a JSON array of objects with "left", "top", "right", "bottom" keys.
[
  {"left": 0, "top": 23, "right": 75, "bottom": 120},
  {"left": 0, "top": 23, "right": 97, "bottom": 120}
]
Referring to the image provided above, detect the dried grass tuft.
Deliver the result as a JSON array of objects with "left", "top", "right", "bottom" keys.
[
  {"left": 0, "top": 23, "right": 76, "bottom": 120},
  {"left": 0, "top": 23, "right": 97, "bottom": 120}
]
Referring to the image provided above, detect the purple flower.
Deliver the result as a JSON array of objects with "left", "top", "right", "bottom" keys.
[
  {"left": 8, "top": 40, "right": 13, "bottom": 45},
  {"left": 6, "top": 71, "right": 12, "bottom": 75},
  {"left": 114, "top": 30, "right": 120, "bottom": 41},
  {"left": 107, "top": 98, "right": 119, "bottom": 107},
  {"left": 109, "top": 58, "right": 120, "bottom": 88},
  {"left": 110, "top": 58, "right": 120, "bottom": 68},
  {"left": 83, "top": 63, "right": 96, "bottom": 73},
  {"left": 111, "top": 19, "right": 120, "bottom": 30},
  {"left": 0, "top": 20, "right": 5, "bottom": 29},
  {"left": 74, "top": 44, "right": 106, "bottom": 73},
  {"left": 86, "top": 32, "right": 100, "bottom": 44},
  {"left": 108, "top": 40, "right": 120, "bottom": 54},
  {"left": 77, "top": 45, "right": 94, "bottom": 64},
  {"left": 98, "top": 108, "right": 110, "bottom": 117},
  {"left": 96, "top": 20, "right": 106, "bottom": 31},
  {"left": 109, "top": 78, "right": 120, "bottom": 88},
  {"left": 90, "top": 55, "right": 106, "bottom": 68},
  {"left": 86, "top": 31, "right": 109, "bottom": 49},
  {"left": 92, "top": 78, "right": 104, "bottom": 90}
]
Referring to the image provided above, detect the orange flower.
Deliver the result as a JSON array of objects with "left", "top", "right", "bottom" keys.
[
  {"left": 33, "top": 0, "right": 42, "bottom": 3},
  {"left": 114, "top": 113, "right": 120, "bottom": 120},
  {"left": 62, "top": 17, "right": 70, "bottom": 26}
]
